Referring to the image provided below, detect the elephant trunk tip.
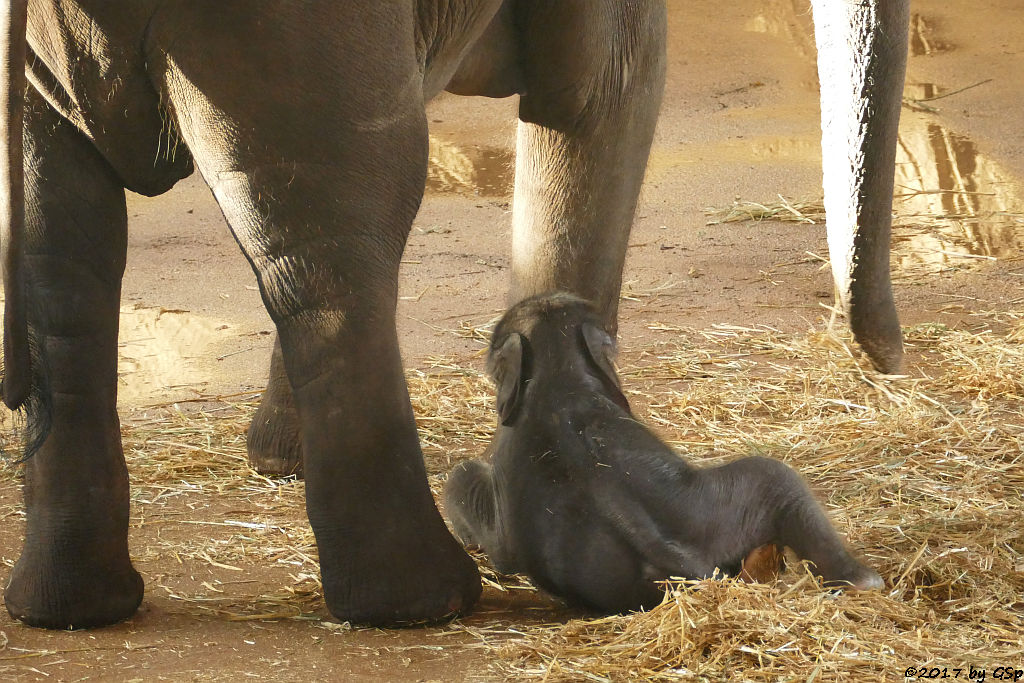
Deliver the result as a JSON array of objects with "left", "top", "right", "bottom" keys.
[
  {"left": 852, "top": 324, "right": 904, "bottom": 375},
  {"left": 848, "top": 285, "right": 904, "bottom": 375},
  {"left": 871, "top": 350, "right": 903, "bottom": 376}
]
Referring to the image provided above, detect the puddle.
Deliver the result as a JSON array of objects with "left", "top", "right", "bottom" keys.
[
  {"left": 743, "top": 0, "right": 816, "bottom": 60},
  {"left": 891, "top": 114, "right": 1024, "bottom": 273},
  {"left": 420, "top": 0, "right": 1019, "bottom": 279},
  {"left": 425, "top": 136, "right": 513, "bottom": 197},
  {"left": 744, "top": 3, "right": 952, "bottom": 60},
  {"left": 904, "top": 82, "right": 945, "bottom": 102},
  {"left": 909, "top": 13, "right": 951, "bottom": 56},
  {"left": 734, "top": 1, "right": 1022, "bottom": 275},
  {"left": 118, "top": 305, "right": 228, "bottom": 406}
]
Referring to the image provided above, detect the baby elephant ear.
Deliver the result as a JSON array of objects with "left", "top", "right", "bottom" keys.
[
  {"left": 492, "top": 332, "right": 526, "bottom": 425},
  {"left": 581, "top": 321, "right": 630, "bottom": 409}
]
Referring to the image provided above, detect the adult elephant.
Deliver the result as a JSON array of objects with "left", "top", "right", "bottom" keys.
[{"left": 0, "top": 0, "right": 908, "bottom": 630}]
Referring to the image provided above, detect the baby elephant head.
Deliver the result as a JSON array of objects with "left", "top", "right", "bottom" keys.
[{"left": 487, "top": 292, "right": 628, "bottom": 426}]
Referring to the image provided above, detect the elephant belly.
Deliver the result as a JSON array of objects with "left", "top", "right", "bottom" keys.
[
  {"left": 417, "top": 0, "right": 519, "bottom": 100},
  {"left": 25, "top": 0, "right": 194, "bottom": 196}
]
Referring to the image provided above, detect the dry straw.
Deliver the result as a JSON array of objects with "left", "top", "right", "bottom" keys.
[
  {"left": 1, "top": 260, "right": 1022, "bottom": 678},
  {"left": 497, "top": 315, "right": 1024, "bottom": 679}
]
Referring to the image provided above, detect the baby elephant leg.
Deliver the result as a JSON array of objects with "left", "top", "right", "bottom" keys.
[
  {"left": 715, "top": 456, "right": 882, "bottom": 590},
  {"left": 444, "top": 461, "right": 517, "bottom": 574}
]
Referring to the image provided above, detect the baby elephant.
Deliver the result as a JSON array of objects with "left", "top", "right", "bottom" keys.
[{"left": 444, "top": 293, "right": 883, "bottom": 613}]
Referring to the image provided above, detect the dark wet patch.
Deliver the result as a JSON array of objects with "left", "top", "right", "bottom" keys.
[
  {"left": 893, "top": 117, "right": 1024, "bottom": 271},
  {"left": 909, "top": 13, "right": 952, "bottom": 56},
  {"left": 425, "top": 137, "right": 514, "bottom": 198}
]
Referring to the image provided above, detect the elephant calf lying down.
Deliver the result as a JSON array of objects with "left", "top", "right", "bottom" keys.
[{"left": 444, "top": 293, "right": 883, "bottom": 613}]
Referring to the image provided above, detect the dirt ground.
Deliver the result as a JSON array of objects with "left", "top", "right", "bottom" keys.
[{"left": 1, "top": 0, "right": 1022, "bottom": 680}]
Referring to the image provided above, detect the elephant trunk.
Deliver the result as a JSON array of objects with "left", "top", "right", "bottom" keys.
[
  {"left": 812, "top": 0, "right": 910, "bottom": 374},
  {"left": 0, "top": 0, "right": 29, "bottom": 408}
]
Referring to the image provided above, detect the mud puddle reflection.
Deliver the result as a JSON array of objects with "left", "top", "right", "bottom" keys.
[
  {"left": 909, "top": 13, "right": 951, "bottom": 56},
  {"left": 118, "top": 305, "right": 229, "bottom": 406},
  {"left": 743, "top": 0, "right": 816, "bottom": 60},
  {"left": 425, "top": 135, "right": 513, "bottom": 197},
  {"left": 737, "top": 1, "right": 1023, "bottom": 275},
  {"left": 892, "top": 112, "right": 1024, "bottom": 274},
  {"left": 743, "top": 2, "right": 950, "bottom": 59}
]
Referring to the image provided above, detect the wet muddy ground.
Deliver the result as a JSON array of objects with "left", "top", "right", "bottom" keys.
[{"left": 1, "top": 0, "right": 1022, "bottom": 680}]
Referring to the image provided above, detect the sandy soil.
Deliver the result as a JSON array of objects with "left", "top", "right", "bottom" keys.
[{"left": 1, "top": 0, "right": 1022, "bottom": 680}]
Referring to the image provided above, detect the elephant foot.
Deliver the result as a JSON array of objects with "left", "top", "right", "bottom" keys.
[
  {"left": 247, "top": 336, "right": 304, "bottom": 477},
  {"left": 5, "top": 536, "right": 143, "bottom": 629},
  {"left": 247, "top": 406, "right": 303, "bottom": 477},
  {"left": 317, "top": 512, "right": 482, "bottom": 626}
]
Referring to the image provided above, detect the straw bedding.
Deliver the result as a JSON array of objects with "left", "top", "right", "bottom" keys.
[
  {"left": 1, "top": 204, "right": 1022, "bottom": 678},
  {"left": 497, "top": 317, "right": 1024, "bottom": 679}
]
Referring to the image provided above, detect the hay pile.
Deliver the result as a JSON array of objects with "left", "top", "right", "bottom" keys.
[
  {"left": 1, "top": 304, "right": 1022, "bottom": 678},
  {"left": 497, "top": 315, "right": 1024, "bottom": 679},
  {"left": 704, "top": 196, "right": 826, "bottom": 225}
]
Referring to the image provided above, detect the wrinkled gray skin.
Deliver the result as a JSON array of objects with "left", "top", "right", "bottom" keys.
[
  {"left": 249, "top": 0, "right": 913, "bottom": 477},
  {"left": 0, "top": 0, "right": 907, "bottom": 630},
  {"left": 0, "top": 0, "right": 667, "bottom": 629},
  {"left": 445, "top": 294, "right": 883, "bottom": 613},
  {"left": 811, "top": 0, "right": 910, "bottom": 374}
]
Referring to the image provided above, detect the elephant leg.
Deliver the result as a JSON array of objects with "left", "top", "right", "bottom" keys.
[
  {"left": 4, "top": 90, "right": 143, "bottom": 629},
  {"left": 236, "top": 169, "right": 479, "bottom": 623},
  {"left": 443, "top": 460, "right": 517, "bottom": 574},
  {"left": 155, "top": 8, "right": 479, "bottom": 625},
  {"left": 247, "top": 335, "right": 302, "bottom": 477},
  {"left": 812, "top": 0, "right": 910, "bottom": 373},
  {"left": 196, "top": 143, "right": 480, "bottom": 627},
  {"left": 509, "top": 0, "right": 667, "bottom": 331},
  {"left": 709, "top": 457, "right": 882, "bottom": 590}
]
